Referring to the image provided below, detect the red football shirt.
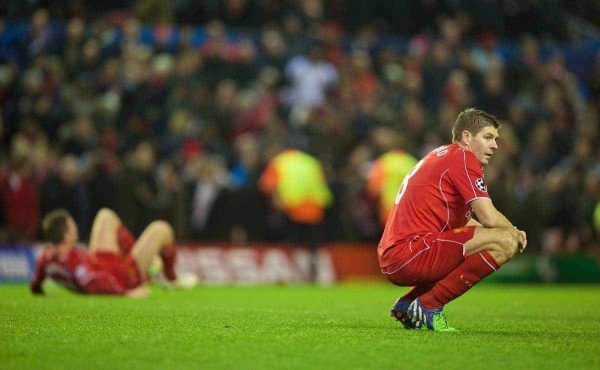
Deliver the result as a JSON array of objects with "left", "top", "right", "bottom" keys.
[
  {"left": 30, "top": 247, "right": 136, "bottom": 295},
  {"left": 378, "top": 143, "right": 490, "bottom": 263}
]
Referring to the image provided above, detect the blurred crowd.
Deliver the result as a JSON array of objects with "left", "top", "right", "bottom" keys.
[{"left": 0, "top": 2, "right": 599, "bottom": 257}]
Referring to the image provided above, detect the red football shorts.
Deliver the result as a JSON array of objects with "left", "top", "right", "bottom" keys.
[
  {"left": 380, "top": 226, "right": 476, "bottom": 286},
  {"left": 94, "top": 251, "right": 144, "bottom": 290}
]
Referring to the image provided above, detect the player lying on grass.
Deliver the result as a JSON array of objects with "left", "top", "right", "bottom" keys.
[
  {"left": 30, "top": 208, "right": 179, "bottom": 298},
  {"left": 379, "top": 108, "right": 527, "bottom": 331}
]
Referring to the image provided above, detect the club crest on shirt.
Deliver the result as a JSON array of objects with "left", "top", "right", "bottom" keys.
[{"left": 475, "top": 178, "right": 487, "bottom": 192}]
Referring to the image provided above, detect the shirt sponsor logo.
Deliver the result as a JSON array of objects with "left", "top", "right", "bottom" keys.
[{"left": 475, "top": 178, "right": 487, "bottom": 192}]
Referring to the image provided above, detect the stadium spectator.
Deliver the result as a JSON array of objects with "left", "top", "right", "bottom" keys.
[
  {"left": 227, "top": 133, "right": 268, "bottom": 241},
  {"left": 26, "top": 9, "right": 59, "bottom": 61},
  {"left": 61, "top": 116, "right": 97, "bottom": 156},
  {"left": 156, "top": 160, "right": 189, "bottom": 241},
  {"left": 186, "top": 154, "right": 231, "bottom": 240},
  {"left": 281, "top": 40, "right": 338, "bottom": 109},
  {"left": 85, "top": 149, "right": 116, "bottom": 222},
  {"left": 381, "top": 108, "right": 526, "bottom": 331},
  {"left": 39, "top": 155, "right": 91, "bottom": 236},
  {"left": 30, "top": 208, "right": 180, "bottom": 297},
  {"left": 257, "top": 28, "right": 288, "bottom": 77},
  {"left": 0, "top": 156, "right": 39, "bottom": 242},
  {"left": 112, "top": 142, "right": 163, "bottom": 235}
]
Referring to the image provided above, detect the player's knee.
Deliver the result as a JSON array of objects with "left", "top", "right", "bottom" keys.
[
  {"left": 485, "top": 229, "right": 517, "bottom": 263},
  {"left": 497, "top": 229, "right": 518, "bottom": 260},
  {"left": 486, "top": 243, "right": 511, "bottom": 265},
  {"left": 149, "top": 220, "right": 174, "bottom": 238},
  {"left": 97, "top": 208, "right": 118, "bottom": 223},
  {"left": 97, "top": 207, "right": 116, "bottom": 217}
]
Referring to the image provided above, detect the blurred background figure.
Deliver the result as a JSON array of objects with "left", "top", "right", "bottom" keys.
[
  {"left": 366, "top": 128, "right": 418, "bottom": 226},
  {"left": 259, "top": 148, "right": 333, "bottom": 281},
  {"left": 282, "top": 40, "right": 338, "bottom": 111},
  {"left": 0, "top": 156, "right": 39, "bottom": 242},
  {"left": 40, "top": 154, "right": 90, "bottom": 237},
  {"left": 186, "top": 154, "right": 230, "bottom": 241},
  {"left": 113, "top": 141, "right": 162, "bottom": 235}
]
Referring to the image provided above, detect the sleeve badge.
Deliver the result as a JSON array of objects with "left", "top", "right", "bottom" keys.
[{"left": 475, "top": 178, "right": 487, "bottom": 192}]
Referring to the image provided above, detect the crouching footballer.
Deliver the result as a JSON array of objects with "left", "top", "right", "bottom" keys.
[{"left": 379, "top": 108, "right": 527, "bottom": 331}]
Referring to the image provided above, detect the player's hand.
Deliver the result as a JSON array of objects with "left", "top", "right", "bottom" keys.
[
  {"left": 125, "top": 285, "right": 150, "bottom": 299},
  {"left": 517, "top": 229, "right": 527, "bottom": 253}
]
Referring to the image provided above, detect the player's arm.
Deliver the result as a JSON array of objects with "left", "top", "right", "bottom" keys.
[
  {"left": 470, "top": 199, "right": 528, "bottom": 252},
  {"left": 449, "top": 151, "right": 516, "bottom": 229},
  {"left": 30, "top": 253, "right": 48, "bottom": 295},
  {"left": 450, "top": 151, "right": 514, "bottom": 229},
  {"left": 451, "top": 151, "right": 527, "bottom": 251},
  {"left": 470, "top": 199, "right": 514, "bottom": 229}
]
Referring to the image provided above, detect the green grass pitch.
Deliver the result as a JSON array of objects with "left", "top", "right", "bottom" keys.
[{"left": 1, "top": 283, "right": 599, "bottom": 370}]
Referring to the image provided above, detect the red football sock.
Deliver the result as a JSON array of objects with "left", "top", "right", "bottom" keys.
[
  {"left": 420, "top": 251, "right": 500, "bottom": 310},
  {"left": 161, "top": 244, "right": 177, "bottom": 282},
  {"left": 118, "top": 224, "right": 136, "bottom": 254},
  {"left": 402, "top": 283, "right": 435, "bottom": 302}
]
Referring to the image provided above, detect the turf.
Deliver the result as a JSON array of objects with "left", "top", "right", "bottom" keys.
[{"left": 1, "top": 283, "right": 599, "bottom": 370}]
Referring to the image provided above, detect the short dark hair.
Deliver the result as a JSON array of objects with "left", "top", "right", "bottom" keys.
[
  {"left": 42, "top": 209, "right": 71, "bottom": 245},
  {"left": 452, "top": 108, "right": 501, "bottom": 142}
]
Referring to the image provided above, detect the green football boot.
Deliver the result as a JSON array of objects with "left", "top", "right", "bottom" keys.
[{"left": 407, "top": 298, "right": 459, "bottom": 332}]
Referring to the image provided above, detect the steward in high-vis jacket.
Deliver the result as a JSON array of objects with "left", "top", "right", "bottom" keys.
[
  {"left": 259, "top": 149, "right": 333, "bottom": 225},
  {"left": 259, "top": 149, "right": 333, "bottom": 282}
]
